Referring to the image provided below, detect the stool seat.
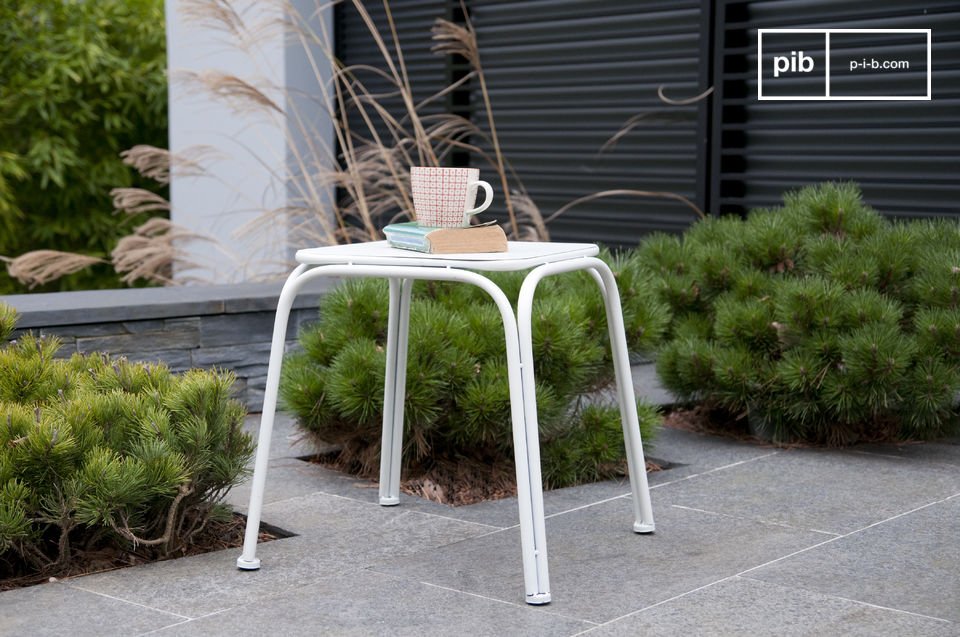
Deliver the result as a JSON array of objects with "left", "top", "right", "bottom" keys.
[
  {"left": 295, "top": 240, "right": 598, "bottom": 271},
  {"left": 236, "top": 240, "right": 655, "bottom": 605}
]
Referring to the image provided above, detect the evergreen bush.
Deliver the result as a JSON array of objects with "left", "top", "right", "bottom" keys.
[
  {"left": 0, "top": 304, "right": 253, "bottom": 578},
  {"left": 645, "top": 182, "right": 960, "bottom": 444},
  {"left": 281, "top": 254, "right": 667, "bottom": 491},
  {"left": 0, "top": 0, "right": 167, "bottom": 293}
]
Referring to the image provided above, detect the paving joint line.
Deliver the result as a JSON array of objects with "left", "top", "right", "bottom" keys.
[
  {"left": 737, "top": 575, "right": 954, "bottom": 624},
  {"left": 648, "top": 452, "right": 781, "bottom": 490},
  {"left": 63, "top": 583, "right": 192, "bottom": 620},
  {"left": 670, "top": 504, "right": 842, "bottom": 537},
  {"left": 572, "top": 491, "right": 960, "bottom": 635},
  {"left": 498, "top": 452, "right": 782, "bottom": 531},
  {"left": 410, "top": 577, "right": 600, "bottom": 626},
  {"left": 136, "top": 609, "right": 232, "bottom": 636}
]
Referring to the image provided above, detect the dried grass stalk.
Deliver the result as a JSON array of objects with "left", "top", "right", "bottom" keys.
[
  {"left": 431, "top": 14, "right": 527, "bottom": 239},
  {"left": 120, "top": 146, "right": 172, "bottom": 184},
  {"left": 4, "top": 251, "right": 105, "bottom": 289},
  {"left": 111, "top": 218, "right": 208, "bottom": 286},
  {"left": 601, "top": 85, "right": 714, "bottom": 153},
  {"left": 111, "top": 188, "right": 171, "bottom": 215},
  {"left": 657, "top": 85, "right": 714, "bottom": 106},
  {"left": 545, "top": 189, "right": 705, "bottom": 224},
  {"left": 429, "top": 16, "right": 479, "bottom": 68},
  {"left": 178, "top": 70, "right": 282, "bottom": 115},
  {"left": 179, "top": 0, "right": 246, "bottom": 39},
  {"left": 120, "top": 145, "right": 219, "bottom": 183},
  {"left": 510, "top": 192, "right": 548, "bottom": 242}
]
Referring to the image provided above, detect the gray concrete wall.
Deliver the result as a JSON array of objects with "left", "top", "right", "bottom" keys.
[{"left": 0, "top": 282, "right": 333, "bottom": 411}]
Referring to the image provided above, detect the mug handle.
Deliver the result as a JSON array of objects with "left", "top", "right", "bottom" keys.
[{"left": 465, "top": 180, "right": 493, "bottom": 217}]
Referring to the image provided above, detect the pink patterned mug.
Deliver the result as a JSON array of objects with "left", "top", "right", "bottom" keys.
[{"left": 410, "top": 166, "right": 494, "bottom": 227}]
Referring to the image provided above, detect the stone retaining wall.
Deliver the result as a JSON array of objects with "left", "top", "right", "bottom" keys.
[{"left": 0, "top": 281, "right": 333, "bottom": 411}]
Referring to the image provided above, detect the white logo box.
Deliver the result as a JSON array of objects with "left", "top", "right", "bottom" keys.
[{"left": 757, "top": 28, "right": 931, "bottom": 101}]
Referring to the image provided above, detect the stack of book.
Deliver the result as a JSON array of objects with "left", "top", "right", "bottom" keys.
[{"left": 383, "top": 221, "right": 507, "bottom": 254}]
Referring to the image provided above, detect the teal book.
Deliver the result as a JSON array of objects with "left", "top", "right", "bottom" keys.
[{"left": 383, "top": 222, "right": 507, "bottom": 254}]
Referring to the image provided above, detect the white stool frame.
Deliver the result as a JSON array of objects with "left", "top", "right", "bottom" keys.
[{"left": 236, "top": 247, "right": 655, "bottom": 605}]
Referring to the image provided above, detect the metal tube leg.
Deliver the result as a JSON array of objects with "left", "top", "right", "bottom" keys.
[
  {"left": 515, "top": 274, "right": 553, "bottom": 604},
  {"left": 238, "top": 264, "right": 309, "bottom": 570},
  {"left": 590, "top": 262, "right": 655, "bottom": 533},
  {"left": 503, "top": 312, "right": 549, "bottom": 604},
  {"left": 379, "top": 278, "right": 412, "bottom": 506}
]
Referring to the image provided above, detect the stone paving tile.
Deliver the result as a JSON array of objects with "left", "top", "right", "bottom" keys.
[
  {"left": 748, "top": 494, "right": 960, "bottom": 623},
  {"left": 647, "top": 426, "right": 780, "bottom": 474},
  {"left": 582, "top": 576, "right": 957, "bottom": 637},
  {"left": 67, "top": 492, "right": 490, "bottom": 619},
  {"left": 241, "top": 412, "right": 327, "bottom": 462},
  {"left": 853, "top": 438, "right": 960, "bottom": 468},
  {"left": 224, "top": 458, "right": 342, "bottom": 511},
  {"left": 659, "top": 446, "right": 960, "bottom": 535},
  {"left": 151, "top": 568, "right": 591, "bottom": 637},
  {"left": 0, "top": 581, "right": 183, "bottom": 637},
  {"left": 631, "top": 362, "right": 675, "bottom": 407},
  {"left": 369, "top": 493, "right": 828, "bottom": 624}
]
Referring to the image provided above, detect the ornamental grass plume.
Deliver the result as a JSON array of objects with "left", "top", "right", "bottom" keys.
[
  {"left": 110, "top": 217, "right": 210, "bottom": 286},
  {"left": 3, "top": 251, "right": 106, "bottom": 290}
]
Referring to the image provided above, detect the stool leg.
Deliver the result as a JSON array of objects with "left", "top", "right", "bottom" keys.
[
  {"left": 515, "top": 281, "right": 552, "bottom": 605},
  {"left": 379, "top": 278, "right": 412, "bottom": 506},
  {"left": 238, "top": 264, "right": 309, "bottom": 570},
  {"left": 589, "top": 264, "right": 655, "bottom": 533}
]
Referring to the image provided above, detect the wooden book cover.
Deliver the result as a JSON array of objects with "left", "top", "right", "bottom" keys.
[{"left": 384, "top": 222, "right": 507, "bottom": 254}]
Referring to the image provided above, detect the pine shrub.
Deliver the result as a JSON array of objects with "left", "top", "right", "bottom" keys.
[
  {"left": 281, "top": 254, "right": 667, "bottom": 491},
  {"left": 646, "top": 182, "right": 960, "bottom": 444},
  {"left": 0, "top": 304, "right": 253, "bottom": 578}
]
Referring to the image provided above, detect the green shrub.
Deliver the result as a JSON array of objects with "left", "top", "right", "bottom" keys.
[
  {"left": 281, "top": 254, "right": 667, "bottom": 490},
  {"left": 0, "top": 0, "right": 167, "bottom": 293},
  {"left": 0, "top": 304, "right": 253, "bottom": 577},
  {"left": 646, "top": 182, "right": 960, "bottom": 444}
]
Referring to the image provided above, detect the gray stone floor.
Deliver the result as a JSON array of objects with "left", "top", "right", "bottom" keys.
[{"left": 2, "top": 366, "right": 958, "bottom": 636}]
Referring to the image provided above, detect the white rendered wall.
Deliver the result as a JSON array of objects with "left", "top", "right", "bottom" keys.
[{"left": 165, "top": 0, "right": 334, "bottom": 283}]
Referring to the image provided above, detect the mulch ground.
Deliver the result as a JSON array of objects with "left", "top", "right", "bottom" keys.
[
  {"left": 661, "top": 404, "right": 763, "bottom": 441},
  {"left": 0, "top": 514, "right": 280, "bottom": 592},
  {"left": 316, "top": 451, "right": 664, "bottom": 507}
]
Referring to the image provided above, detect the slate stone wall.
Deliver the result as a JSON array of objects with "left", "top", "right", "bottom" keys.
[{"left": 1, "top": 281, "right": 333, "bottom": 411}]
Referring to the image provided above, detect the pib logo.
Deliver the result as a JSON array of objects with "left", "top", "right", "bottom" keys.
[
  {"left": 758, "top": 31, "right": 827, "bottom": 98},
  {"left": 773, "top": 50, "right": 815, "bottom": 77}
]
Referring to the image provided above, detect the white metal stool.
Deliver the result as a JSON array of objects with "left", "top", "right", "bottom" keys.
[{"left": 236, "top": 241, "right": 655, "bottom": 605}]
